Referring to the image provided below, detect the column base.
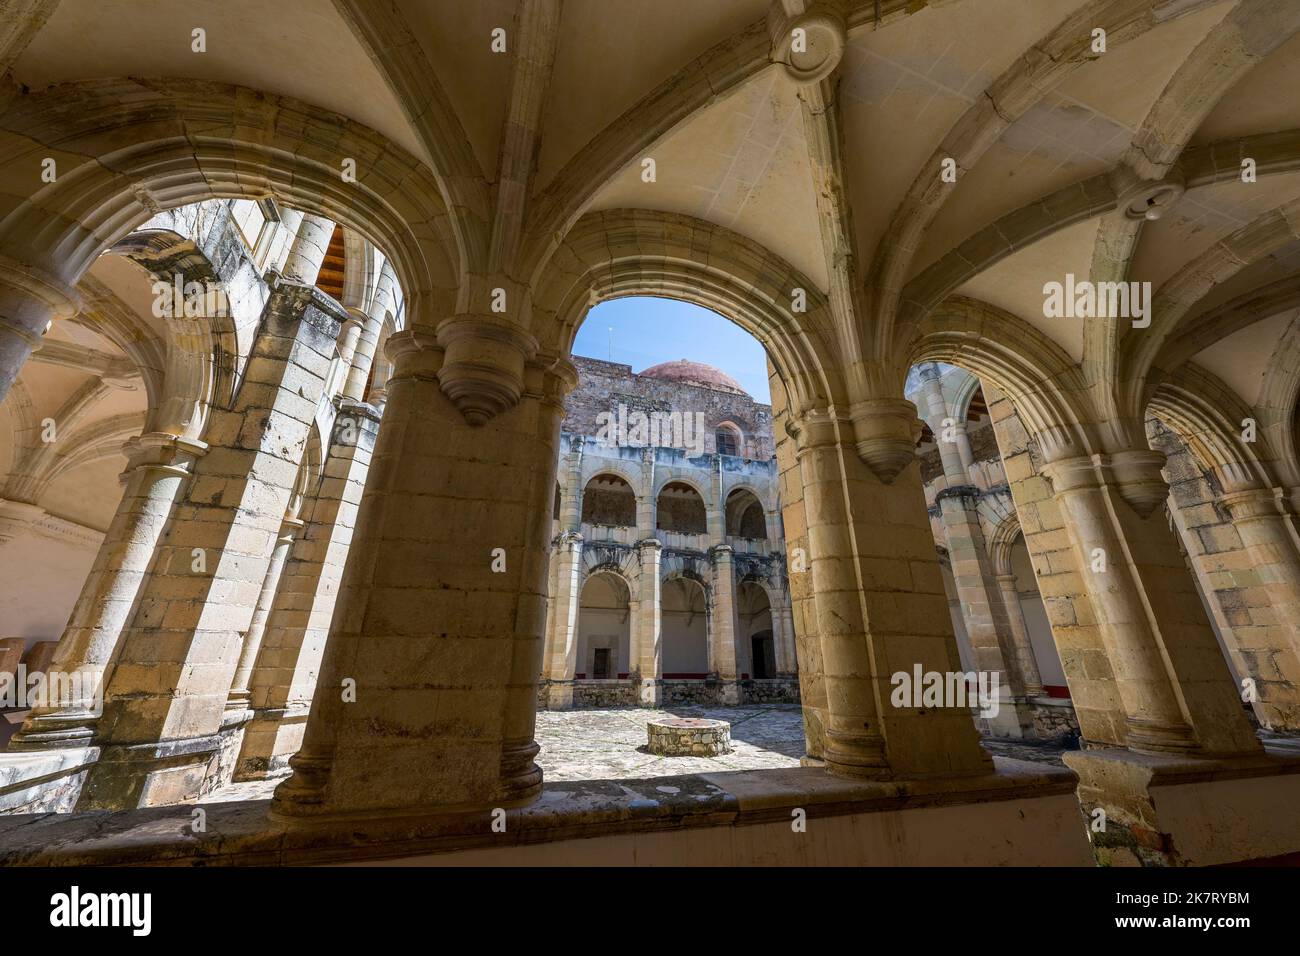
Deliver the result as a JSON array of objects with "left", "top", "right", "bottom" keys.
[
  {"left": 5, "top": 710, "right": 100, "bottom": 752},
  {"left": 824, "top": 728, "right": 891, "bottom": 780},
  {"left": 75, "top": 736, "right": 221, "bottom": 811},
  {"left": 207, "top": 706, "right": 254, "bottom": 792},
  {"left": 638, "top": 679, "right": 663, "bottom": 708},
  {"left": 1065, "top": 743, "right": 1300, "bottom": 866},
  {"left": 234, "top": 705, "right": 308, "bottom": 781},
  {"left": 979, "top": 696, "right": 1035, "bottom": 739},
  {"left": 544, "top": 680, "right": 575, "bottom": 711}
]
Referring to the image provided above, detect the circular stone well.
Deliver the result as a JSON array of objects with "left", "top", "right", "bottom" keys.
[{"left": 646, "top": 717, "right": 732, "bottom": 757}]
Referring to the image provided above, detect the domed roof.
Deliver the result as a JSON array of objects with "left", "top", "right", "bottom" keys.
[{"left": 639, "top": 359, "right": 748, "bottom": 395}]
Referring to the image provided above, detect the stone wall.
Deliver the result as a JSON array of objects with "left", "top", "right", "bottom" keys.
[{"left": 564, "top": 356, "right": 773, "bottom": 460}]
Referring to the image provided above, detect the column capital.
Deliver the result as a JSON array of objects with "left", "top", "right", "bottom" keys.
[
  {"left": 636, "top": 536, "right": 662, "bottom": 552},
  {"left": 435, "top": 316, "right": 539, "bottom": 426},
  {"left": 120, "top": 431, "right": 208, "bottom": 479},
  {"left": 0, "top": 254, "right": 82, "bottom": 323},
  {"left": 1219, "top": 486, "right": 1281, "bottom": 522},
  {"left": 708, "top": 542, "right": 735, "bottom": 561},
  {"left": 384, "top": 328, "right": 443, "bottom": 382},
  {"left": 848, "top": 398, "right": 922, "bottom": 484},
  {"left": 934, "top": 483, "right": 981, "bottom": 504},
  {"left": 334, "top": 395, "right": 383, "bottom": 426},
  {"left": 1041, "top": 449, "right": 1169, "bottom": 516}
]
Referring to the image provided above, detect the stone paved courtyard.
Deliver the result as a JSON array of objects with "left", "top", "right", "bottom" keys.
[{"left": 201, "top": 705, "right": 1069, "bottom": 803}]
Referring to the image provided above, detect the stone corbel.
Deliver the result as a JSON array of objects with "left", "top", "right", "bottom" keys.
[
  {"left": 849, "top": 398, "right": 922, "bottom": 484},
  {"left": 1107, "top": 449, "right": 1170, "bottom": 517},
  {"left": 435, "top": 317, "right": 538, "bottom": 425}
]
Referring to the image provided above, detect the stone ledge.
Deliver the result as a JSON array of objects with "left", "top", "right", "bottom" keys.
[{"left": 0, "top": 760, "right": 1083, "bottom": 867}]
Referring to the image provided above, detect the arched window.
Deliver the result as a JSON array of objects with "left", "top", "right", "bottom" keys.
[{"left": 715, "top": 425, "right": 740, "bottom": 457}]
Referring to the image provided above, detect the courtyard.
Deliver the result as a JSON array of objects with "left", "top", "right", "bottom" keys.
[{"left": 200, "top": 705, "right": 1067, "bottom": 804}]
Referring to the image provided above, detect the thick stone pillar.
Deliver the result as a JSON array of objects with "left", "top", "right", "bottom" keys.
[
  {"left": 544, "top": 531, "right": 583, "bottom": 710},
  {"left": 1217, "top": 486, "right": 1300, "bottom": 731},
  {"left": 799, "top": 403, "right": 991, "bottom": 779},
  {"left": 74, "top": 284, "right": 344, "bottom": 809},
  {"left": 995, "top": 573, "right": 1046, "bottom": 698},
  {"left": 769, "top": 369, "right": 828, "bottom": 760},
  {"left": 234, "top": 400, "right": 382, "bottom": 779},
  {"left": 8, "top": 432, "right": 207, "bottom": 750},
  {"left": 271, "top": 324, "right": 574, "bottom": 821},
  {"left": 0, "top": 259, "right": 80, "bottom": 405},
  {"left": 636, "top": 538, "right": 663, "bottom": 706},
  {"left": 1040, "top": 451, "right": 1260, "bottom": 756}
]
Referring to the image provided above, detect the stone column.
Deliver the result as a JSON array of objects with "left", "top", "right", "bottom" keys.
[
  {"left": 271, "top": 323, "right": 575, "bottom": 821},
  {"left": 73, "top": 283, "right": 345, "bottom": 809},
  {"left": 771, "top": 601, "right": 798, "bottom": 676},
  {"left": 280, "top": 215, "right": 335, "bottom": 286},
  {"left": 935, "top": 488, "right": 1034, "bottom": 736},
  {"left": 920, "top": 366, "right": 1032, "bottom": 736},
  {"left": 995, "top": 573, "right": 1046, "bottom": 698},
  {"left": 0, "top": 259, "right": 80, "bottom": 405},
  {"left": 805, "top": 401, "right": 992, "bottom": 779},
  {"left": 544, "top": 531, "right": 583, "bottom": 710},
  {"left": 342, "top": 261, "right": 398, "bottom": 402},
  {"left": 769, "top": 370, "right": 828, "bottom": 760},
  {"left": 1040, "top": 451, "right": 1260, "bottom": 756},
  {"left": 637, "top": 446, "right": 656, "bottom": 536},
  {"left": 8, "top": 432, "right": 207, "bottom": 750},
  {"left": 210, "top": 512, "right": 304, "bottom": 786},
  {"left": 708, "top": 544, "right": 740, "bottom": 703},
  {"left": 1217, "top": 486, "right": 1300, "bottom": 731},
  {"left": 636, "top": 538, "right": 663, "bottom": 706},
  {"left": 234, "top": 401, "right": 382, "bottom": 780}
]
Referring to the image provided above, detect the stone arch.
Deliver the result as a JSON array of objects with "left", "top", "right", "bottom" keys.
[
  {"left": 724, "top": 486, "right": 767, "bottom": 539},
  {"left": 0, "top": 79, "right": 459, "bottom": 322},
  {"left": 948, "top": 368, "right": 984, "bottom": 426},
  {"left": 735, "top": 579, "right": 776, "bottom": 680},
  {"left": 1148, "top": 364, "right": 1276, "bottom": 493},
  {"left": 580, "top": 471, "right": 637, "bottom": 528},
  {"left": 575, "top": 568, "right": 633, "bottom": 681},
  {"left": 988, "top": 512, "right": 1023, "bottom": 578},
  {"left": 720, "top": 478, "right": 773, "bottom": 515},
  {"left": 910, "top": 296, "right": 1098, "bottom": 458},
  {"left": 529, "top": 208, "right": 846, "bottom": 417},
  {"left": 579, "top": 545, "right": 639, "bottom": 586},
  {"left": 103, "top": 220, "right": 242, "bottom": 439},
  {"left": 661, "top": 572, "right": 709, "bottom": 679},
  {"left": 656, "top": 479, "right": 706, "bottom": 536}
]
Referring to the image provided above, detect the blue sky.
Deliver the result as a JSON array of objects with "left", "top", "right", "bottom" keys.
[{"left": 573, "top": 297, "right": 772, "bottom": 402}]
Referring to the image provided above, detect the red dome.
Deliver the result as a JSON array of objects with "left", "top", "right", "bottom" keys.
[{"left": 638, "top": 359, "right": 748, "bottom": 395}]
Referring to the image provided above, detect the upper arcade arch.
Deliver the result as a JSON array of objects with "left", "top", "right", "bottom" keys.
[{"left": 0, "top": 79, "right": 459, "bottom": 318}]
